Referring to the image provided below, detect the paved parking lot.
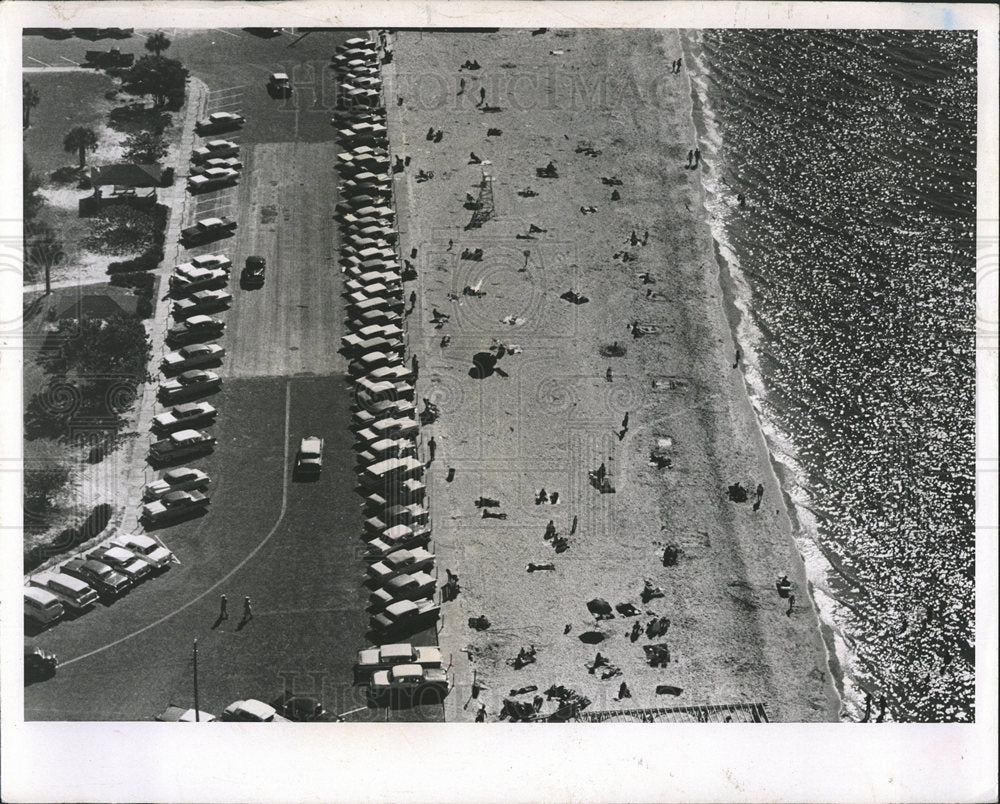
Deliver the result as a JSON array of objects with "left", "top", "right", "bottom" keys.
[{"left": 24, "top": 29, "right": 442, "bottom": 722}]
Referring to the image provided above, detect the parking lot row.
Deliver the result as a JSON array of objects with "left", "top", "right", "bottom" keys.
[{"left": 330, "top": 36, "right": 455, "bottom": 704}]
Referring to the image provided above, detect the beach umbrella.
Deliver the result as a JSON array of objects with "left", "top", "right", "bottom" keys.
[{"left": 586, "top": 598, "right": 614, "bottom": 618}]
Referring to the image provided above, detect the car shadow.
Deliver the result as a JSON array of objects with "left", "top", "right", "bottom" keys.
[{"left": 140, "top": 506, "right": 209, "bottom": 532}]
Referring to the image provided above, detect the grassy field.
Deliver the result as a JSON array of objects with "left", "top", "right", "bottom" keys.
[{"left": 23, "top": 70, "right": 117, "bottom": 178}]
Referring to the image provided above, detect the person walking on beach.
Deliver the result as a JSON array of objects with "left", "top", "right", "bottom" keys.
[
  {"left": 756, "top": 483, "right": 764, "bottom": 502},
  {"left": 219, "top": 594, "right": 228, "bottom": 621},
  {"left": 408, "top": 290, "right": 417, "bottom": 313},
  {"left": 411, "top": 354, "right": 419, "bottom": 380},
  {"left": 427, "top": 436, "right": 437, "bottom": 463},
  {"left": 477, "top": 86, "right": 486, "bottom": 106},
  {"left": 786, "top": 594, "right": 795, "bottom": 617},
  {"left": 606, "top": 366, "right": 614, "bottom": 382},
  {"left": 686, "top": 149, "right": 693, "bottom": 168},
  {"left": 733, "top": 347, "right": 741, "bottom": 369},
  {"left": 242, "top": 596, "right": 253, "bottom": 622},
  {"left": 694, "top": 147, "right": 702, "bottom": 166},
  {"left": 458, "top": 77, "right": 466, "bottom": 95}
]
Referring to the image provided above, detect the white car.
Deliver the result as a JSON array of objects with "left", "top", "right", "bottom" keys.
[
  {"left": 87, "top": 545, "right": 154, "bottom": 583},
  {"left": 161, "top": 343, "right": 226, "bottom": 372},
  {"left": 156, "top": 706, "right": 217, "bottom": 722},
  {"left": 355, "top": 643, "right": 443, "bottom": 676},
  {"left": 144, "top": 467, "right": 211, "bottom": 501},
  {"left": 187, "top": 167, "right": 239, "bottom": 192},
  {"left": 170, "top": 265, "right": 229, "bottom": 294},
  {"left": 369, "top": 664, "right": 449, "bottom": 699},
  {"left": 159, "top": 370, "right": 222, "bottom": 402},
  {"left": 191, "top": 139, "right": 240, "bottom": 162},
  {"left": 295, "top": 436, "right": 324, "bottom": 475},
  {"left": 221, "top": 699, "right": 291, "bottom": 722},
  {"left": 152, "top": 401, "right": 218, "bottom": 432},
  {"left": 110, "top": 534, "right": 174, "bottom": 570},
  {"left": 176, "top": 254, "right": 232, "bottom": 274},
  {"left": 191, "top": 156, "right": 244, "bottom": 174}
]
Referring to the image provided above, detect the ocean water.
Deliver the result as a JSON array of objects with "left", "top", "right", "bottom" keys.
[{"left": 686, "top": 29, "right": 977, "bottom": 722}]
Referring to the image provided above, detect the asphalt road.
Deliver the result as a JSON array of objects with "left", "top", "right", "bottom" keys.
[{"left": 24, "top": 29, "right": 443, "bottom": 722}]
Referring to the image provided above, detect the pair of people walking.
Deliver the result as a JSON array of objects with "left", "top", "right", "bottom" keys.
[{"left": 219, "top": 594, "right": 253, "bottom": 624}]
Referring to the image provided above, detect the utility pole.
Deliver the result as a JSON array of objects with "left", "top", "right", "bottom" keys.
[{"left": 193, "top": 639, "right": 200, "bottom": 722}]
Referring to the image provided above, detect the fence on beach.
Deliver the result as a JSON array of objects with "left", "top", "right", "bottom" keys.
[{"left": 575, "top": 701, "right": 770, "bottom": 723}]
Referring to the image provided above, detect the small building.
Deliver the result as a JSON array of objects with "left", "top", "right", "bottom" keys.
[{"left": 80, "top": 164, "right": 166, "bottom": 216}]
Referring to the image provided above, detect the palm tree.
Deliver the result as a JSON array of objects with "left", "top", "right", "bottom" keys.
[
  {"left": 63, "top": 126, "right": 99, "bottom": 169},
  {"left": 23, "top": 80, "right": 40, "bottom": 129},
  {"left": 144, "top": 31, "right": 171, "bottom": 55}
]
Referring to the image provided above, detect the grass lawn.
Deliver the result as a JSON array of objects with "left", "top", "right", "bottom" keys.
[{"left": 23, "top": 70, "right": 117, "bottom": 177}]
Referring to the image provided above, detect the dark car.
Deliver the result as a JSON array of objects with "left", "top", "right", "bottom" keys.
[
  {"left": 269, "top": 692, "right": 341, "bottom": 722},
  {"left": 24, "top": 646, "right": 58, "bottom": 682},
  {"left": 61, "top": 558, "right": 131, "bottom": 599},
  {"left": 241, "top": 255, "right": 266, "bottom": 288},
  {"left": 167, "top": 315, "right": 225, "bottom": 347}
]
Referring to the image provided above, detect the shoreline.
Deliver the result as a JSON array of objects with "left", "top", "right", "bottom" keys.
[{"left": 386, "top": 27, "right": 839, "bottom": 722}]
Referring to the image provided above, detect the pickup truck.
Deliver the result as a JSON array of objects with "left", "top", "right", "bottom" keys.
[
  {"left": 148, "top": 428, "right": 217, "bottom": 463},
  {"left": 180, "top": 217, "right": 237, "bottom": 246}
]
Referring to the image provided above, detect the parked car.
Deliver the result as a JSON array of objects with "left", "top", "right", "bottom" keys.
[
  {"left": 25, "top": 645, "right": 59, "bottom": 681},
  {"left": 241, "top": 255, "right": 266, "bottom": 288},
  {"left": 369, "top": 597, "right": 441, "bottom": 635},
  {"left": 268, "top": 692, "right": 340, "bottom": 722},
  {"left": 142, "top": 489, "right": 209, "bottom": 525},
  {"left": 167, "top": 315, "right": 225, "bottom": 347},
  {"left": 170, "top": 266, "right": 229, "bottom": 295},
  {"left": 148, "top": 429, "right": 217, "bottom": 463},
  {"left": 172, "top": 289, "right": 232, "bottom": 319},
  {"left": 369, "top": 570, "right": 436, "bottom": 611},
  {"left": 187, "top": 167, "right": 239, "bottom": 193},
  {"left": 195, "top": 111, "right": 245, "bottom": 136},
  {"left": 176, "top": 253, "right": 232, "bottom": 274},
  {"left": 159, "top": 370, "right": 222, "bottom": 403},
  {"left": 355, "top": 643, "right": 443, "bottom": 677},
  {"left": 367, "top": 546, "right": 435, "bottom": 585},
  {"left": 29, "top": 572, "right": 99, "bottom": 612},
  {"left": 190, "top": 157, "right": 243, "bottom": 175},
  {"left": 180, "top": 217, "right": 237, "bottom": 246},
  {"left": 365, "top": 523, "right": 430, "bottom": 558},
  {"left": 153, "top": 401, "right": 218, "bottom": 432},
  {"left": 109, "top": 534, "right": 175, "bottom": 571},
  {"left": 191, "top": 139, "right": 240, "bottom": 163},
  {"left": 161, "top": 344, "right": 225, "bottom": 373},
  {"left": 61, "top": 558, "right": 130, "bottom": 599},
  {"left": 267, "top": 72, "right": 292, "bottom": 97},
  {"left": 23, "top": 587, "right": 64, "bottom": 626},
  {"left": 155, "top": 705, "right": 217, "bottom": 722},
  {"left": 295, "top": 436, "right": 324, "bottom": 476},
  {"left": 368, "top": 664, "right": 449, "bottom": 701},
  {"left": 221, "top": 699, "right": 291, "bottom": 722},
  {"left": 87, "top": 545, "right": 154, "bottom": 584},
  {"left": 144, "top": 467, "right": 211, "bottom": 501}
]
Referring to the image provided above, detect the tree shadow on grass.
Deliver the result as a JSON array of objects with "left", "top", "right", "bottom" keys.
[{"left": 108, "top": 103, "right": 171, "bottom": 136}]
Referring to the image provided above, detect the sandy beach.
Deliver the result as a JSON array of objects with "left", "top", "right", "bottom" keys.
[{"left": 382, "top": 27, "right": 839, "bottom": 722}]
